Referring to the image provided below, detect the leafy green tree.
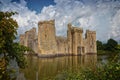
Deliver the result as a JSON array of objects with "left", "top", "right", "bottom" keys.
[
  {"left": 97, "top": 40, "right": 103, "bottom": 50},
  {"left": 105, "top": 38, "right": 118, "bottom": 51},
  {"left": 0, "top": 11, "right": 29, "bottom": 80},
  {"left": 116, "top": 44, "right": 120, "bottom": 51}
]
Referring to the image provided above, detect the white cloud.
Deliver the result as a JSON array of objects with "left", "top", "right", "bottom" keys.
[
  {"left": 111, "top": 10, "right": 120, "bottom": 40},
  {"left": 0, "top": 0, "right": 39, "bottom": 35},
  {"left": 38, "top": 0, "right": 120, "bottom": 41},
  {"left": 0, "top": 0, "right": 120, "bottom": 41}
]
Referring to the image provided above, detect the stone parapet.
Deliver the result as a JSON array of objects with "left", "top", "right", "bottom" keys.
[{"left": 38, "top": 20, "right": 55, "bottom": 25}]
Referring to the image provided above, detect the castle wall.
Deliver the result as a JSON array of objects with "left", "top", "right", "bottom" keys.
[
  {"left": 26, "top": 28, "right": 36, "bottom": 50},
  {"left": 56, "top": 36, "right": 68, "bottom": 54},
  {"left": 19, "top": 28, "right": 37, "bottom": 53},
  {"left": 38, "top": 20, "right": 57, "bottom": 54},
  {"left": 19, "top": 20, "right": 97, "bottom": 55}
]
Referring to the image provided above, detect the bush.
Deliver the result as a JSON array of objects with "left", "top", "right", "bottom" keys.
[{"left": 80, "top": 55, "right": 120, "bottom": 80}]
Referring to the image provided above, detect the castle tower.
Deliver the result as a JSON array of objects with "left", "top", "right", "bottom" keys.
[
  {"left": 85, "top": 30, "right": 97, "bottom": 54},
  {"left": 71, "top": 27, "right": 84, "bottom": 55},
  {"left": 38, "top": 20, "right": 57, "bottom": 54},
  {"left": 67, "top": 24, "right": 84, "bottom": 55}
]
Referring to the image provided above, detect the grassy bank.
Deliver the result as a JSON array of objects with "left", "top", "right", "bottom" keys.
[{"left": 97, "top": 50, "right": 120, "bottom": 55}]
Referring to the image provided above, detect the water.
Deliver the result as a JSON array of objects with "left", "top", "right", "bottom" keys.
[{"left": 17, "top": 54, "right": 103, "bottom": 80}]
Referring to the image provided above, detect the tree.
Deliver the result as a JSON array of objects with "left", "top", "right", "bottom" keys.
[
  {"left": 97, "top": 40, "right": 103, "bottom": 50},
  {"left": 0, "top": 12, "right": 29, "bottom": 79},
  {"left": 105, "top": 38, "right": 118, "bottom": 51}
]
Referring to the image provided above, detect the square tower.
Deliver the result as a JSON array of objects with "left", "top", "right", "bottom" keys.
[
  {"left": 85, "top": 30, "right": 97, "bottom": 54},
  {"left": 38, "top": 20, "right": 57, "bottom": 54}
]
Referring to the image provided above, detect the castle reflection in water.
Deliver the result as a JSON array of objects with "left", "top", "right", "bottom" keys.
[{"left": 17, "top": 54, "right": 97, "bottom": 80}]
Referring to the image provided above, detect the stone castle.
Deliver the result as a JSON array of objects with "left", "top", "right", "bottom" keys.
[{"left": 20, "top": 20, "right": 97, "bottom": 56}]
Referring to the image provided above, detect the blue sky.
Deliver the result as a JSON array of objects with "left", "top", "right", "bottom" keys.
[
  {"left": 0, "top": 0, "right": 120, "bottom": 42},
  {"left": 12, "top": 0, "right": 56, "bottom": 12}
]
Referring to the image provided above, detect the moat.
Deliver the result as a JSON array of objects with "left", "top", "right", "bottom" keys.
[{"left": 16, "top": 54, "right": 111, "bottom": 80}]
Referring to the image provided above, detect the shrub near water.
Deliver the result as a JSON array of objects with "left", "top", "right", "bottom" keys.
[
  {"left": 79, "top": 55, "right": 120, "bottom": 80},
  {"left": 54, "top": 67, "right": 84, "bottom": 80},
  {"left": 83, "top": 63, "right": 120, "bottom": 80}
]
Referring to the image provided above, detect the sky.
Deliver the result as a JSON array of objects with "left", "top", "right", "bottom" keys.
[
  {"left": 0, "top": 0, "right": 120, "bottom": 42},
  {"left": 12, "top": 0, "right": 56, "bottom": 13}
]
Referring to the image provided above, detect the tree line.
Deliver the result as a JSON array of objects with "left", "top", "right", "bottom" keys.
[{"left": 97, "top": 38, "right": 120, "bottom": 53}]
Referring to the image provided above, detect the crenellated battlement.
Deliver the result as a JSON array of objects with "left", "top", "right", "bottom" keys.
[
  {"left": 86, "top": 30, "right": 96, "bottom": 34},
  {"left": 38, "top": 20, "right": 55, "bottom": 26},
  {"left": 71, "top": 27, "right": 83, "bottom": 33}
]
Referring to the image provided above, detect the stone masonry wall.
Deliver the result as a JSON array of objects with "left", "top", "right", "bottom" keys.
[{"left": 56, "top": 36, "right": 68, "bottom": 54}]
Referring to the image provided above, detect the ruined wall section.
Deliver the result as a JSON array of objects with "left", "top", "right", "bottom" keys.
[
  {"left": 38, "top": 20, "right": 57, "bottom": 54},
  {"left": 26, "top": 28, "right": 36, "bottom": 50},
  {"left": 19, "top": 34, "right": 25, "bottom": 45},
  {"left": 56, "top": 36, "right": 68, "bottom": 54},
  {"left": 85, "top": 30, "right": 97, "bottom": 53},
  {"left": 19, "top": 28, "right": 37, "bottom": 53}
]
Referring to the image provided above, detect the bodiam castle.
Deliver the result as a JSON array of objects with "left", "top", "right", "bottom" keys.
[{"left": 19, "top": 20, "right": 97, "bottom": 56}]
